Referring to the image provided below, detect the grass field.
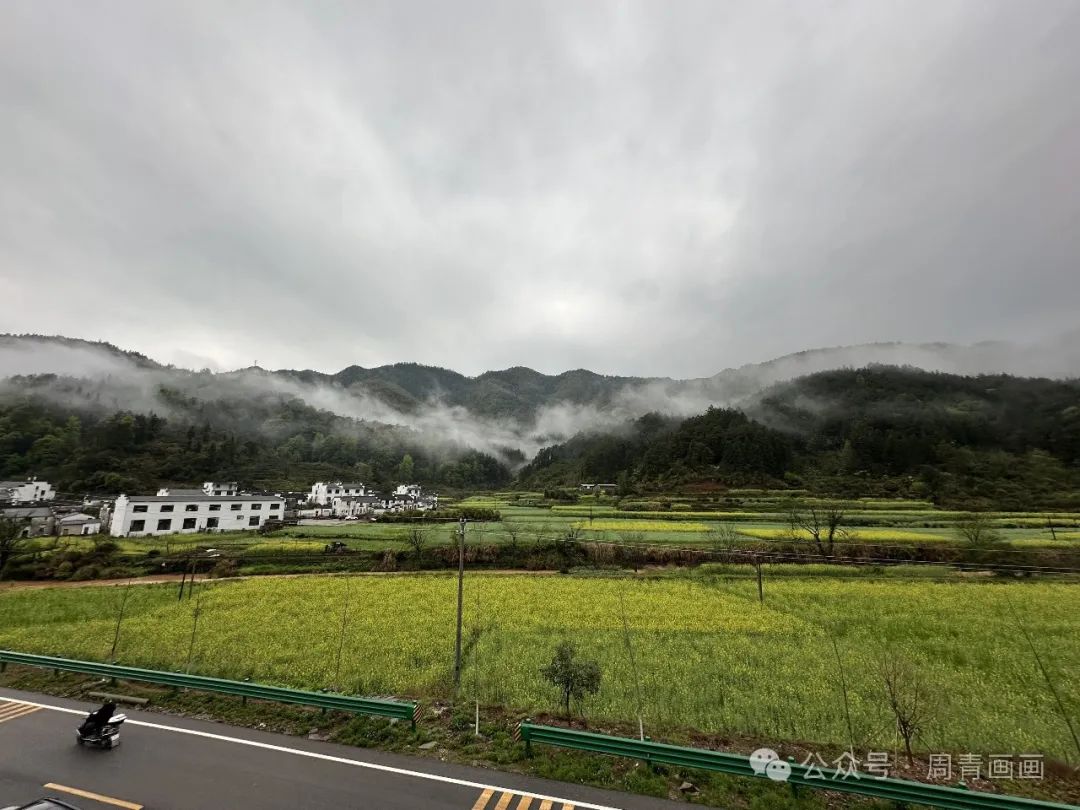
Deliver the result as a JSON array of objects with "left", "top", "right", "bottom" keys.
[{"left": 1, "top": 572, "right": 1077, "bottom": 762}]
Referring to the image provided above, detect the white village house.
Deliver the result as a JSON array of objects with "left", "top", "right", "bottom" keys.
[
  {"left": 330, "top": 494, "right": 384, "bottom": 518},
  {"left": 58, "top": 512, "right": 102, "bottom": 536},
  {"left": 307, "top": 481, "right": 367, "bottom": 506},
  {"left": 386, "top": 484, "right": 438, "bottom": 512},
  {"left": 0, "top": 479, "right": 56, "bottom": 504},
  {"left": 1, "top": 506, "right": 55, "bottom": 537},
  {"left": 156, "top": 481, "right": 239, "bottom": 497},
  {"left": 110, "top": 493, "right": 285, "bottom": 537}
]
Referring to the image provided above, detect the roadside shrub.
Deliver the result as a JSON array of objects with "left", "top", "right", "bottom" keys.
[
  {"left": 211, "top": 559, "right": 240, "bottom": 579},
  {"left": 70, "top": 564, "right": 101, "bottom": 581}
]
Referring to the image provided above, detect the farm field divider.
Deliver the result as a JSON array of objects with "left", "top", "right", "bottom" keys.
[
  {"left": 517, "top": 723, "right": 1076, "bottom": 810},
  {"left": 0, "top": 650, "right": 421, "bottom": 726}
]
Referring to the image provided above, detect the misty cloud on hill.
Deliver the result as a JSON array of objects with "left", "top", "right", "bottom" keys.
[{"left": 2, "top": 334, "right": 1078, "bottom": 465}]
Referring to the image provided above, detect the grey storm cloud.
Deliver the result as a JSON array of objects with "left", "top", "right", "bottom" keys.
[{"left": 1, "top": 0, "right": 1078, "bottom": 377}]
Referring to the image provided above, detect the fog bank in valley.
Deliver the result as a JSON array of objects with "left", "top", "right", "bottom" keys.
[{"left": 1, "top": 333, "right": 1077, "bottom": 466}]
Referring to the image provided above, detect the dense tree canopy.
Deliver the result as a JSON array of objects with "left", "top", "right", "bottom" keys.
[
  {"left": 520, "top": 367, "right": 1080, "bottom": 509},
  {"left": 0, "top": 393, "right": 511, "bottom": 493},
  {"left": 3, "top": 366, "right": 1078, "bottom": 508}
]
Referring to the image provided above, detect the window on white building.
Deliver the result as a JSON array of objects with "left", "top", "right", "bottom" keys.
[
  {"left": 157, "top": 519, "right": 171, "bottom": 530},
  {"left": 130, "top": 520, "right": 145, "bottom": 532}
]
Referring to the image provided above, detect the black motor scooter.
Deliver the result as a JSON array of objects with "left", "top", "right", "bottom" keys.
[{"left": 76, "top": 703, "right": 127, "bottom": 749}]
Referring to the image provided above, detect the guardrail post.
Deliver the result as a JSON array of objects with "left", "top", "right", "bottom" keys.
[
  {"left": 1, "top": 661, "right": 6, "bottom": 673},
  {"left": 787, "top": 757, "right": 799, "bottom": 799},
  {"left": 519, "top": 721, "right": 533, "bottom": 757}
]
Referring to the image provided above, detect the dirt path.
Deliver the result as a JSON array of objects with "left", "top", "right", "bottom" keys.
[{"left": 0, "top": 568, "right": 560, "bottom": 591}]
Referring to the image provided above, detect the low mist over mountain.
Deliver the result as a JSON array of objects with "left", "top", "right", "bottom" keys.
[
  {"left": 2, "top": 333, "right": 1078, "bottom": 504},
  {"left": 1, "top": 332, "right": 1078, "bottom": 466}
]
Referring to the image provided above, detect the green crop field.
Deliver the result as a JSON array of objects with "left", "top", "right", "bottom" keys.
[{"left": 1, "top": 572, "right": 1077, "bottom": 761}]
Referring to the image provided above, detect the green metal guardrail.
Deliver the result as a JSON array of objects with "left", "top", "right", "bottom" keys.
[
  {"left": 518, "top": 723, "right": 1077, "bottom": 810},
  {"left": 0, "top": 651, "right": 421, "bottom": 727}
]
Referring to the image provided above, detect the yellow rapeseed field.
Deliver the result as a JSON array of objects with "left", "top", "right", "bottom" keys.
[{"left": 0, "top": 574, "right": 1076, "bottom": 760}]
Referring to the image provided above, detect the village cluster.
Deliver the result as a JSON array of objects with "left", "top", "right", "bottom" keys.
[{"left": 0, "top": 477, "right": 437, "bottom": 539}]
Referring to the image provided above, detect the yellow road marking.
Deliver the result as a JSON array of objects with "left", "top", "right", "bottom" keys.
[
  {"left": 472, "top": 788, "right": 495, "bottom": 809},
  {"left": 0, "top": 704, "right": 40, "bottom": 723},
  {"left": 0, "top": 705, "right": 40, "bottom": 721},
  {"left": 563, "top": 805, "right": 575, "bottom": 810},
  {"left": 44, "top": 784, "right": 143, "bottom": 810},
  {"left": 539, "top": 802, "right": 553, "bottom": 810},
  {"left": 494, "top": 792, "right": 514, "bottom": 810},
  {"left": 516, "top": 797, "right": 533, "bottom": 810}
]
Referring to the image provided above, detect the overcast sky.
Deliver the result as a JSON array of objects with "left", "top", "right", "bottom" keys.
[{"left": 1, "top": 1, "right": 1078, "bottom": 378}]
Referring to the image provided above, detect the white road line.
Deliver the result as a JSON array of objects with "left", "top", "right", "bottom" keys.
[{"left": 1, "top": 697, "right": 622, "bottom": 810}]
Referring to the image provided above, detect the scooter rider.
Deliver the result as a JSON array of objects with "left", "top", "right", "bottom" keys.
[{"left": 78, "top": 701, "right": 117, "bottom": 739}]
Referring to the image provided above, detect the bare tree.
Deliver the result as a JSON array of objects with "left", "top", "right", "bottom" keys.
[
  {"left": 620, "top": 531, "right": 645, "bottom": 573},
  {"left": 954, "top": 512, "right": 1002, "bottom": 548},
  {"left": 406, "top": 526, "right": 428, "bottom": 566},
  {"left": 880, "top": 653, "right": 927, "bottom": 766},
  {"left": 1043, "top": 516, "right": 1058, "bottom": 542},
  {"left": 503, "top": 522, "right": 522, "bottom": 557},
  {"left": 1004, "top": 592, "right": 1080, "bottom": 762},
  {"left": 787, "top": 501, "right": 848, "bottom": 556},
  {"left": 0, "top": 516, "right": 27, "bottom": 579},
  {"left": 706, "top": 522, "right": 741, "bottom": 554}
]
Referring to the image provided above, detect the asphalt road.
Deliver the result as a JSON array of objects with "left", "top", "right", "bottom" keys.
[{"left": 0, "top": 688, "right": 688, "bottom": 810}]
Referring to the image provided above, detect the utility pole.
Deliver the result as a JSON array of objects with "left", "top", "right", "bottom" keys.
[
  {"left": 185, "top": 586, "right": 203, "bottom": 674},
  {"left": 755, "top": 555, "right": 764, "bottom": 604},
  {"left": 177, "top": 558, "right": 188, "bottom": 601},
  {"left": 187, "top": 555, "right": 199, "bottom": 599},
  {"left": 109, "top": 580, "right": 133, "bottom": 662},
  {"left": 453, "top": 517, "right": 466, "bottom": 691}
]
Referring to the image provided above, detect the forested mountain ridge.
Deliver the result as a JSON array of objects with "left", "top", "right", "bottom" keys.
[
  {"left": 520, "top": 368, "right": 1080, "bottom": 509},
  {"left": 2, "top": 335, "right": 1079, "bottom": 506},
  {"left": 0, "top": 389, "right": 510, "bottom": 494},
  {"left": 5, "top": 332, "right": 1079, "bottom": 425}
]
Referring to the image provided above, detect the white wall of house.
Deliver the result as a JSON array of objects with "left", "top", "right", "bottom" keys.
[
  {"left": 308, "top": 481, "right": 365, "bottom": 506},
  {"left": 59, "top": 515, "right": 102, "bottom": 536},
  {"left": 202, "top": 481, "right": 238, "bottom": 496},
  {"left": 0, "top": 480, "right": 56, "bottom": 503},
  {"left": 109, "top": 494, "right": 285, "bottom": 537},
  {"left": 331, "top": 496, "right": 382, "bottom": 518}
]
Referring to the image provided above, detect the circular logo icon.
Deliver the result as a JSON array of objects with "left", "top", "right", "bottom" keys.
[
  {"left": 765, "top": 759, "right": 792, "bottom": 782},
  {"left": 750, "top": 747, "right": 780, "bottom": 775}
]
